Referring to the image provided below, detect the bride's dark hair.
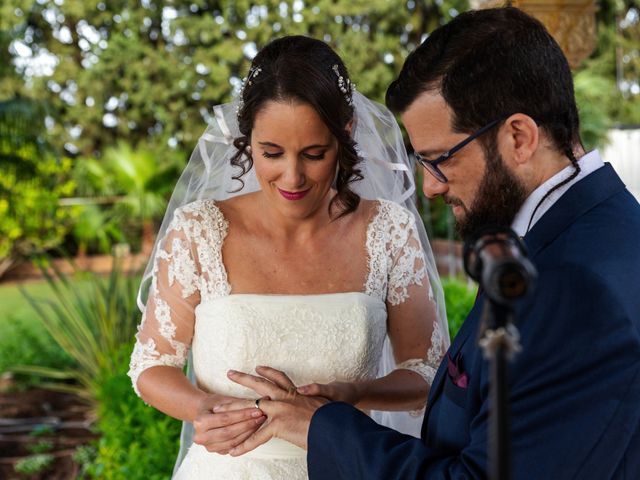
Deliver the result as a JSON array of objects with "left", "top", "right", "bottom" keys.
[{"left": 232, "top": 35, "right": 362, "bottom": 218}]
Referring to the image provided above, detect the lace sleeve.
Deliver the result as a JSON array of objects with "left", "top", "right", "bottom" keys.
[
  {"left": 395, "top": 317, "right": 446, "bottom": 390},
  {"left": 128, "top": 207, "right": 201, "bottom": 397},
  {"left": 383, "top": 201, "right": 429, "bottom": 306},
  {"left": 382, "top": 201, "right": 446, "bottom": 395}
]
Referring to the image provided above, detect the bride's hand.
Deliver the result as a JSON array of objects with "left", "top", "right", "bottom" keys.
[
  {"left": 192, "top": 394, "right": 267, "bottom": 455},
  {"left": 217, "top": 366, "right": 330, "bottom": 454},
  {"left": 296, "top": 381, "right": 361, "bottom": 405}
]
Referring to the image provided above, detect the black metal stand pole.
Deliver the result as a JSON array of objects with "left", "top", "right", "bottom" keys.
[{"left": 479, "top": 301, "right": 520, "bottom": 480}]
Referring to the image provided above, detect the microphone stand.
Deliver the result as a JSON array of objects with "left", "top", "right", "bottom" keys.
[
  {"left": 463, "top": 226, "right": 535, "bottom": 480},
  {"left": 479, "top": 300, "right": 521, "bottom": 480}
]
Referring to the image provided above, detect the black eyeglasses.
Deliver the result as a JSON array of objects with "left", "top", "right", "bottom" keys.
[{"left": 414, "top": 118, "right": 504, "bottom": 183}]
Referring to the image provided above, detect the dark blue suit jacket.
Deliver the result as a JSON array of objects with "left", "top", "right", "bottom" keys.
[{"left": 307, "top": 164, "right": 640, "bottom": 479}]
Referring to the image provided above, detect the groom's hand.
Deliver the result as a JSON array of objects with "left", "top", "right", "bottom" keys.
[
  {"left": 230, "top": 394, "right": 327, "bottom": 454},
  {"left": 219, "top": 366, "right": 330, "bottom": 454},
  {"left": 296, "top": 380, "right": 361, "bottom": 405}
]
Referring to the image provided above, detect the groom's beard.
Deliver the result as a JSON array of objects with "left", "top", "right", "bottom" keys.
[{"left": 455, "top": 153, "right": 528, "bottom": 242}]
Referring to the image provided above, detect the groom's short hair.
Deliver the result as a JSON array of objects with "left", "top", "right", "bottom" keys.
[{"left": 386, "top": 7, "right": 582, "bottom": 156}]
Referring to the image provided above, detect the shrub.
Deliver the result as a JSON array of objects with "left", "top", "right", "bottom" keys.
[
  {"left": 0, "top": 313, "right": 75, "bottom": 380},
  {"left": 84, "top": 345, "right": 181, "bottom": 480},
  {"left": 15, "top": 256, "right": 180, "bottom": 478},
  {"left": 0, "top": 98, "right": 77, "bottom": 278},
  {"left": 14, "top": 453, "right": 54, "bottom": 475},
  {"left": 442, "top": 277, "right": 477, "bottom": 339}
]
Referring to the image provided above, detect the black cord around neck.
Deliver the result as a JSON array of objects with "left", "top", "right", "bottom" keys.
[{"left": 525, "top": 148, "right": 581, "bottom": 234}]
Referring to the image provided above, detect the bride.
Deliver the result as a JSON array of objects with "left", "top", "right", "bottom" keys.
[{"left": 128, "top": 35, "right": 449, "bottom": 479}]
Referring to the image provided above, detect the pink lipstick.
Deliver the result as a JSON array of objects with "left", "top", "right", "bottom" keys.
[{"left": 277, "top": 187, "right": 311, "bottom": 201}]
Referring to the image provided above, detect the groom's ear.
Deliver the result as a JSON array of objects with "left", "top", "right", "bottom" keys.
[
  {"left": 497, "top": 113, "right": 547, "bottom": 190},
  {"left": 499, "top": 113, "right": 539, "bottom": 168}
]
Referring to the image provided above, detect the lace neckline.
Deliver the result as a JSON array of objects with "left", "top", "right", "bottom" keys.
[{"left": 208, "top": 199, "right": 390, "bottom": 298}]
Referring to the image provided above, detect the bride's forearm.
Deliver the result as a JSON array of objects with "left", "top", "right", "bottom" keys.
[
  {"left": 353, "top": 369, "right": 429, "bottom": 412},
  {"left": 136, "top": 366, "right": 210, "bottom": 422}
]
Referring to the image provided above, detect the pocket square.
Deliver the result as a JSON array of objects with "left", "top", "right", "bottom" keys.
[{"left": 447, "top": 353, "right": 469, "bottom": 388}]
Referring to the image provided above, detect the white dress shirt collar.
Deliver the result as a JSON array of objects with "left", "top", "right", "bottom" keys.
[{"left": 511, "top": 150, "right": 604, "bottom": 237}]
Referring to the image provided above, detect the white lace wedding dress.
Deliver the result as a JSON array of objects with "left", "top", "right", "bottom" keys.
[{"left": 128, "top": 198, "right": 444, "bottom": 479}]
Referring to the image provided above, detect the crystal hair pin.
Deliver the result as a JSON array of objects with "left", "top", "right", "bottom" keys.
[
  {"left": 237, "top": 66, "right": 263, "bottom": 118},
  {"left": 332, "top": 64, "right": 356, "bottom": 106}
]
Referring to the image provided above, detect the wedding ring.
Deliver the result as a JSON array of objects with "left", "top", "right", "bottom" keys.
[{"left": 254, "top": 397, "right": 262, "bottom": 409}]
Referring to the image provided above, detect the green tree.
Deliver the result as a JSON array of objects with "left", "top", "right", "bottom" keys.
[
  {"left": 0, "top": 0, "right": 471, "bottom": 248},
  {"left": 0, "top": 0, "right": 468, "bottom": 160},
  {"left": 0, "top": 12, "right": 78, "bottom": 276},
  {"left": 573, "top": 0, "right": 639, "bottom": 150},
  {"left": 0, "top": 97, "right": 76, "bottom": 277}
]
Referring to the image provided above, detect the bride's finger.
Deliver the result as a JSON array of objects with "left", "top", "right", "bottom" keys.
[
  {"left": 213, "top": 397, "right": 268, "bottom": 413},
  {"left": 228, "top": 422, "right": 274, "bottom": 457},
  {"left": 196, "top": 416, "right": 267, "bottom": 453},
  {"left": 194, "top": 408, "right": 263, "bottom": 433},
  {"left": 210, "top": 399, "right": 256, "bottom": 413},
  {"left": 210, "top": 418, "right": 267, "bottom": 455},
  {"left": 255, "top": 366, "right": 296, "bottom": 390},
  {"left": 212, "top": 399, "right": 252, "bottom": 413},
  {"left": 227, "top": 370, "right": 281, "bottom": 397}
]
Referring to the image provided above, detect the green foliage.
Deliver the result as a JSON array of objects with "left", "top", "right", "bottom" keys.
[
  {"left": 1, "top": 0, "right": 468, "bottom": 159},
  {"left": 17, "top": 257, "right": 141, "bottom": 402},
  {"left": 417, "top": 167, "right": 456, "bottom": 240},
  {"left": 573, "top": 1, "right": 640, "bottom": 149},
  {"left": 71, "top": 141, "right": 181, "bottom": 253},
  {"left": 574, "top": 69, "right": 617, "bottom": 150},
  {"left": 0, "top": 98, "right": 48, "bottom": 164},
  {"left": 14, "top": 453, "right": 54, "bottom": 475},
  {"left": 99, "top": 142, "right": 178, "bottom": 221},
  {"left": 26, "top": 440, "right": 54, "bottom": 454},
  {"left": 442, "top": 276, "right": 477, "bottom": 339},
  {"left": 73, "top": 204, "right": 125, "bottom": 255},
  {"left": 83, "top": 344, "right": 181, "bottom": 480},
  {"left": 4, "top": 261, "right": 178, "bottom": 479},
  {"left": 73, "top": 445, "right": 98, "bottom": 478},
  {"left": 0, "top": 314, "right": 75, "bottom": 381},
  {"left": 0, "top": 279, "right": 79, "bottom": 380},
  {"left": 0, "top": 99, "right": 77, "bottom": 276},
  {"left": 4, "top": 0, "right": 475, "bottom": 251},
  {"left": 29, "top": 424, "right": 56, "bottom": 437},
  {"left": 0, "top": 155, "right": 75, "bottom": 260}
]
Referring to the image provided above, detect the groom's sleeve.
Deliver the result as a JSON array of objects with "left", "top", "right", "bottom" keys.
[
  {"left": 307, "top": 402, "right": 486, "bottom": 480},
  {"left": 307, "top": 402, "right": 428, "bottom": 480}
]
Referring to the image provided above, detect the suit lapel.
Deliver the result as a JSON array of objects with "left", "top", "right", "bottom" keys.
[{"left": 524, "top": 163, "right": 625, "bottom": 255}]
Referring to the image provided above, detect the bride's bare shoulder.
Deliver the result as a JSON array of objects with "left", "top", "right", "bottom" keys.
[
  {"left": 214, "top": 192, "right": 261, "bottom": 223},
  {"left": 355, "top": 198, "right": 383, "bottom": 224}
]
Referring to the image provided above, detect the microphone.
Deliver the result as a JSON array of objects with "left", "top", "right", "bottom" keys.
[{"left": 463, "top": 226, "right": 537, "bottom": 306}]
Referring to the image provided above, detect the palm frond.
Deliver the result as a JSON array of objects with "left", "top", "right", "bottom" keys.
[{"left": 18, "top": 256, "right": 141, "bottom": 404}]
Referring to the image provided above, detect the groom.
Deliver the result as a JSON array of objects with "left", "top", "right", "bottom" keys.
[{"left": 225, "top": 7, "right": 640, "bottom": 478}]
